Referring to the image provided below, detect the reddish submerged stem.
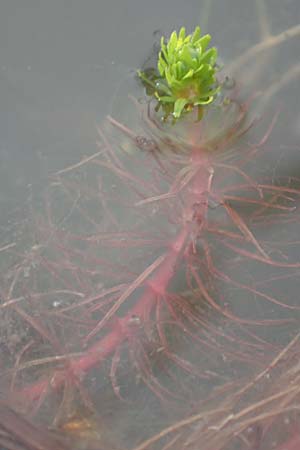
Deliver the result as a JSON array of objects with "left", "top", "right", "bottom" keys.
[{"left": 19, "top": 147, "right": 212, "bottom": 402}]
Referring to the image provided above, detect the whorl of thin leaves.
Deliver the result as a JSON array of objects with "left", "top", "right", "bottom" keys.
[{"left": 139, "top": 26, "right": 220, "bottom": 119}]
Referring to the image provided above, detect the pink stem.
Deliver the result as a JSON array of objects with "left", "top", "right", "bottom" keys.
[{"left": 20, "top": 148, "right": 211, "bottom": 402}]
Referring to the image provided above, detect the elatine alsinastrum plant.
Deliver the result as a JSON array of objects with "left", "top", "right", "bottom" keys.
[{"left": 139, "top": 26, "right": 220, "bottom": 119}]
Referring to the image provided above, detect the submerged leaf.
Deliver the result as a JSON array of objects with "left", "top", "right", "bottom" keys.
[
  {"left": 174, "top": 98, "right": 189, "bottom": 118},
  {"left": 191, "top": 26, "right": 201, "bottom": 44},
  {"left": 179, "top": 26, "right": 186, "bottom": 41}
]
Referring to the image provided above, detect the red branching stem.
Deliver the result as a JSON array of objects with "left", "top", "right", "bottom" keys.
[{"left": 19, "top": 147, "right": 212, "bottom": 402}]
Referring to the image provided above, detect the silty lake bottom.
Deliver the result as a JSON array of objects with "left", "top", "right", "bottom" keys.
[{"left": 0, "top": 0, "right": 300, "bottom": 449}]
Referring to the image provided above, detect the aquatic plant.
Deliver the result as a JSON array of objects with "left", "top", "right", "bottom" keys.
[
  {"left": 139, "top": 26, "right": 219, "bottom": 118},
  {"left": 1, "top": 5, "right": 300, "bottom": 450}
]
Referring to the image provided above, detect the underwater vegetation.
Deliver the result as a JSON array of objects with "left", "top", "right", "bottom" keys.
[
  {"left": 1, "top": 2, "right": 300, "bottom": 450},
  {"left": 138, "top": 26, "right": 219, "bottom": 118}
]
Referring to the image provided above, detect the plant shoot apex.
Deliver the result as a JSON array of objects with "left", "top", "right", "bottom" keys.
[{"left": 139, "top": 26, "right": 220, "bottom": 119}]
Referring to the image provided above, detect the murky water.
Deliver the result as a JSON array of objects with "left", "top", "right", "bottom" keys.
[
  {"left": 0, "top": 1, "right": 300, "bottom": 449},
  {"left": 0, "top": 0, "right": 299, "bottom": 214}
]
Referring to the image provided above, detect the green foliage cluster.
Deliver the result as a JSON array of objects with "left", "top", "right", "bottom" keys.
[{"left": 139, "top": 26, "right": 220, "bottom": 119}]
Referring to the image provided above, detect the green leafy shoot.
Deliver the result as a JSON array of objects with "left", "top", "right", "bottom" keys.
[{"left": 138, "top": 26, "right": 220, "bottom": 119}]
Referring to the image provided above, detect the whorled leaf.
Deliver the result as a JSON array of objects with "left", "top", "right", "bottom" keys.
[{"left": 139, "top": 26, "right": 220, "bottom": 119}]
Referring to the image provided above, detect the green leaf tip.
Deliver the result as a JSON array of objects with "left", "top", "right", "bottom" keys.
[{"left": 138, "top": 26, "right": 220, "bottom": 120}]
